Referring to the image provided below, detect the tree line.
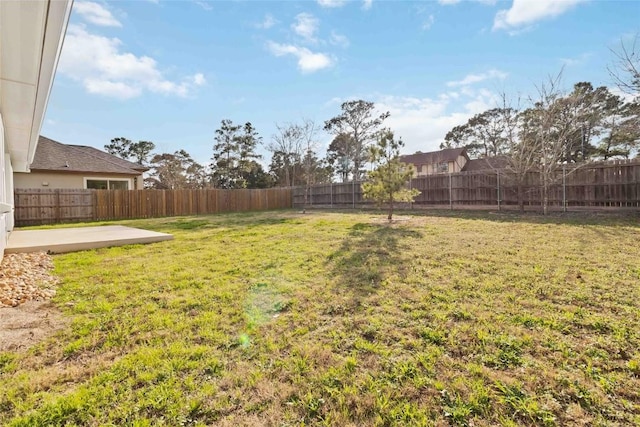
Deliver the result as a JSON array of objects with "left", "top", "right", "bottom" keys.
[
  {"left": 104, "top": 99, "right": 392, "bottom": 191},
  {"left": 104, "top": 36, "right": 638, "bottom": 207}
]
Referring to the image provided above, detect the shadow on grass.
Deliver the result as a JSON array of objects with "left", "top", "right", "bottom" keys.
[
  {"left": 327, "top": 222, "right": 423, "bottom": 299},
  {"left": 136, "top": 212, "right": 299, "bottom": 233},
  {"left": 325, "top": 207, "right": 640, "bottom": 229}
]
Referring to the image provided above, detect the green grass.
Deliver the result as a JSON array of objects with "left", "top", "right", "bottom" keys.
[{"left": 1, "top": 209, "right": 639, "bottom": 426}]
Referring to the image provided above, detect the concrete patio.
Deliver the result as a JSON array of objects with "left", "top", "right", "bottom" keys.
[{"left": 6, "top": 225, "right": 173, "bottom": 254}]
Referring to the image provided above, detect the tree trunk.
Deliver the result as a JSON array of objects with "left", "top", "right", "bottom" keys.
[
  {"left": 517, "top": 181, "right": 524, "bottom": 213},
  {"left": 388, "top": 193, "right": 394, "bottom": 222}
]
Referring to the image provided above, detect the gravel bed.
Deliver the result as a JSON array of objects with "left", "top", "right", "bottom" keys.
[{"left": 0, "top": 252, "right": 60, "bottom": 308}]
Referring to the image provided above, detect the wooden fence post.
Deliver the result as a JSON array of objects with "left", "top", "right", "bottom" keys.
[
  {"left": 449, "top": 173, "right": 453, "bottom": 210},
  {"left": 563, "top": 165, "right": 567, "bottom": 212},
  {"left": 352, "top": 180, "right": 355, "bottom": 209},
  {"left": 497, "top": 170, "right": 501, "bottom": 211},
  {"left": 55, "top": 189, "right": 61, "bottom": 223}
]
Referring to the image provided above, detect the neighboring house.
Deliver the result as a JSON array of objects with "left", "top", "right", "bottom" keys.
[
  {"left": 0, "top": 1, "right": 72, "bottom": 259},
  {"left": 400, "top": 148, "right": 469, "bottom": 176},
  {"left": 14, "top": 136, "right": 147, "bottom": 190},
  {"left": 463, "top": 156, "right": 510, "bottom": 172}
]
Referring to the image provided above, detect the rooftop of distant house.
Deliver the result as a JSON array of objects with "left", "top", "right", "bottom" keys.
[{"left": 29, "top": 136, "right": 148, "bottom": 175}]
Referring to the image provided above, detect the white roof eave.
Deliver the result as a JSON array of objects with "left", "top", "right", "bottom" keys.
[{"left": 0, "top": 1, "right": 72, "bottom": 173}]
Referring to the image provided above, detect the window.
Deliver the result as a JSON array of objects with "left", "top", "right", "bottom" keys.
[
  {"left": 437, "top": 162, "right": 449, "bottom": 173},
  {"left": 109, "top": 180, "right": 129, "bottom": 190},
  {"left": 85, "top": 179, "right": 129, "bottom": 190}
]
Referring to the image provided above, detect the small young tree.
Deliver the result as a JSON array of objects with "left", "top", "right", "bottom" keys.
[{"left": 362, "top": 129, "right": 420, "bottom": 222}]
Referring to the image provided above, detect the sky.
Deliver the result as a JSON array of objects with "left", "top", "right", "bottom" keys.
[{"left": 41, "top": 0, "right": 640, "bottom": 167}]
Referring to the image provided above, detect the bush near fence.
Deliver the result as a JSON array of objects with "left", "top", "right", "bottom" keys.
[
  {"left": 14, "top": 188, "right": 293, "bottom": 226},
  {"left": 293, "top": 159, "right": 640, "bottom": 211}
]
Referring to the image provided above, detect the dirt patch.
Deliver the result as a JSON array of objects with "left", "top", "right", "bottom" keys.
[
  {"left": 0, "top": 300, "right": 66, "bottom": 352},
  {"left": 371, "top": 215, "right": 413, "bottom": 223}
]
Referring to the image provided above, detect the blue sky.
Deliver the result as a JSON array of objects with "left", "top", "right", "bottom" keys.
[{"left": 42, "top": 0, "right": 639, "bottom": 166}]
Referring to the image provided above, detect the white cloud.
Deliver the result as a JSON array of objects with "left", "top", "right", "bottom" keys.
[
  {"left": 362, "top": 0, "right": 373, "bottom": 10},
  {"left": 422, "top": 14, "right": 435, "bottom": 30},
  {"left": 58, "top": 25, "right": 205, "bottom": 99},
  {"left": 317, "top": 0, "right": 347, "bottom": 8},
  {"left": 493, "top": 0, "right": 585, "bottom": 31},
  {"left": 194, "top": 1, "right": 213, "bottom": 11},
  {"left": 329, "top": 31, "right": 350, "bottom": 48},
  {"left": 560, "top": 52, "right": 592, "bottom": 67},
  {"left": 292, "top": 13, "right": 319, "bottom": 43},
  {"left": 267, "top": 41, "right": 334, "bottom": 73},
  {"left": 439, "top": 0, "right": 497, "bottom": 5},
  {"left": 74, "top": 1, "right": 122, "bottom": 27},
  {"left": 256, "top": 13, "right": 277, "bottom": 30},
  {"left": 609, "top": 87, "right": 639, "bottom": 104},
  {"left": 373, "top": 89, "right": 497, "bottom": 153},
  {"left": 192, "top": 73, "right": 206, "bottom": 86},
  {"left": 446, "top": 69, "right": 508, "bottom": 87}
]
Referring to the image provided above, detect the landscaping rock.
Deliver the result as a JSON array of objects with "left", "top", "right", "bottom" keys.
[{"left": 0, "top": 252, "right": 60, "bottom": 308}]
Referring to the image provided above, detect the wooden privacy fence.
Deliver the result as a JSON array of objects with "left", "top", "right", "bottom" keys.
[
  {"left": 293, "top": 159, "right": 640, "bottom": 211},
  {"left": 14, "top": 188, "right": 293, "bottom": 226}
]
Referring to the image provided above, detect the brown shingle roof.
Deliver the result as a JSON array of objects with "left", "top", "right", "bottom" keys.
[
  {"left": 400, "top": 148, "right": 468, "bottom": 165},
  {"left": 463, "top": 156, "right": 510, "bottom": 172},
  {"left": 30, "top": 136, "right": 147, "bottom": 175}
]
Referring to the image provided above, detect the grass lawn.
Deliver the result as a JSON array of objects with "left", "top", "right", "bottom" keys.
[{"left": 1, "top": 210, "right": 639, "bottom": 426}]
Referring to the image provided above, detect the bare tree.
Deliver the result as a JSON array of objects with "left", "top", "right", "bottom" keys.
[
  {"left": 299, "top": 119, "right": 319, "bottom": 213},
  {"left": 494, "top": 95, "right": 537, "bottom": 212},
  {"left": 268, "top": 123, "right": 304, "bottom": 187},
  {"left": 527, "top": 73, "right": 596, "bottom": 214},
  {"left": 608, "top": 34, "right": 640, "bottom": 96}
]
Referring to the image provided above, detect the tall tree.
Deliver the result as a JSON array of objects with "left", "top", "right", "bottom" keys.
[
  {"left": 362, "top": 129, "right": 419, "bottom": 222},
  {"left": 269, "top": 150, "right": 303, "bottom": 187},
  {"left": 526, "top": 73, "right": 591, "bottom": 215},
  {"left": 298, "top": 119, "right": 320, "bottom": 210},
  {"left": 129, "top": 140, "right": 156, "bottom": 166},
  {"left": 212, "top": 120, "right": 264, "bottom": 189},
  {"left": 236, "top": 122, "right": 262, "bottom": 188},
  {"left": 211, "top": 119, "right": 241, "bottom": 188},
  {"left": 324, "top": 100, "right": 389, "bottom": 181},
  {"left": 301, "top": 150, "right": 332, "bottom": 186},
  {"left": 244, "top": 161, "right": 274, "bottom": 189},
  {"left": 105, "top": 138, "right": 156, "bottom": 166},
  {"left": 105, "top": 137, "right": 132, "bottom": 160},
  {"left": 597, "top": 94, "right": 640, "bottom": 159},
  {"left": 440, "top": 108, "right": 512, "bottom": 158},
  {"left": 148, "top": 150, "right": 204, "bottom": 189},
  {"left": 326, "top": 133, "right": 355, "bottom": 182}
]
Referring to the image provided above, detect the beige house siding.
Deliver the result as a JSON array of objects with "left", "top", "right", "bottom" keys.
[
  {"left": 15, "top": 171, "right": 143, "bottom": 190},
  {"left": 411, "top": 155, "right": 468, "bottom": 177},
  {"left": 453, "top": 155, "right": 467, "bottom": 173}
]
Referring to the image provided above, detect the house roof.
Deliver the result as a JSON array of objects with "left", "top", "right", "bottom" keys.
[
  {"left": 400, "top": 148, "right": 468, "bottom": 165},
  {"left": 463, "top": 156, "right": 510, "bottom": 172},
  {"left": 29, "top": 136, "right": 147, "bottom": 175}
]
